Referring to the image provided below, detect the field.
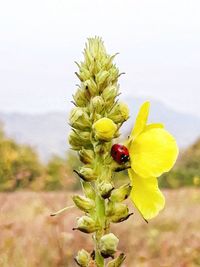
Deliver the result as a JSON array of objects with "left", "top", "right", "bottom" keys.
[{"left": 0, "top": 189, "right": 199, "bottom": 267}]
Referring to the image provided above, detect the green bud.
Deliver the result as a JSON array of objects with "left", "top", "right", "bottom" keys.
[
  {"left": 95, "top": 70, "right": 109, "bottom": 85},
  {"left": 73, "top": 88, "right": 87, "bottom": 107},
  {"left": 108, "top": 102, "right": 130, "bottom": 123},
  {"left": 73, "top": 195, "right": 95, "bottom": 213},
  {"left": 90, "top": 96, "right": 105, "bottom": 114},
  {"left": 74, "top": 166, "right": 97, "bottom": 182},
  {"left": 75, "top": 249, "right": 90, "bottom": 267},
  {"left": 73, "top": 215, "right": 97, "bottom": 233},
  {"left": 107, "top": 67, "right": 119, "bottom": 84},
  {"left": 102, "top": 85, "right": 119, "bottom": 104},
  {"left": 106, "top": 202, "right": 133, "bottom": 223},
  {"left": 79, "top": 148, "right": 94, "bottom": 164},
  {"left": 84, "top": 78, "right": 98, "bottom": 96},
  {"left": 81, "top": 181, "right": 96, "bottom": 200},
  {"left": 79, "top": 67, "right": 91, "bottom": 81},
  {"left": 110, "top": 184, "right": 132, "bottom": 202},
  {"left": 106, "top": 253, "right": 126, "bottom": 267},
  {"left": 69, "top": 107, "right": 91, "bottom": 130},
  {"left": 68, "top": 131, "right": 91, "bottom": 151},
  {"left": 100, "top": 233, "right": 119, "bottom": 258},
  {"left": 98, "top": 181, "right": 114, "bottom": 199}
]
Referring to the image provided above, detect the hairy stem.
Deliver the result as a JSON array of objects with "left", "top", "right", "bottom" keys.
[{"left": 94, "top": 181, "right": 106, "bottom": 266}]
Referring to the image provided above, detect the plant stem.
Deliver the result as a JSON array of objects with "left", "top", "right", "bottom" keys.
[{"left": 95, "top": 187, "right": 106, "bottom": 267}]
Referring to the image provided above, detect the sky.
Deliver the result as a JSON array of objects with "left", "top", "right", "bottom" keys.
[{"left": 0, "top": 0, "right": 200, "bottom": 117}]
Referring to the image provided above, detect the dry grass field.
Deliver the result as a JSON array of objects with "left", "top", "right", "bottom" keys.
[{"left": 0, "top": 189, "right": 199, "bottom": 267}]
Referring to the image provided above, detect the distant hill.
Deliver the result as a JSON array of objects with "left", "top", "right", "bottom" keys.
[{"left": 0, "top": 98, "right": 200, "bottom": 161}]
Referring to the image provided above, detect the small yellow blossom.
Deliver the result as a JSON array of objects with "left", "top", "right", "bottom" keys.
[
  {"left": 119, "top": 102, "right": 129, "bottom": 121},
  {"left": 93, "top": 118, "right": 117, "bottom": 141},
  {"left": 127, "top": 102, "right": 179, "bottom": 220}
]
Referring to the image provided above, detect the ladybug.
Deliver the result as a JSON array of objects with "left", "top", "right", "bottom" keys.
[{"left": 111, "top": 144, "right": 130, "bottom": 164}]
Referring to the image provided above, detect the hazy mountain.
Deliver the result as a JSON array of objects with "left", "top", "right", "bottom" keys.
[{"left": 0, "top": 98, "right": 200, "bottom": 161}]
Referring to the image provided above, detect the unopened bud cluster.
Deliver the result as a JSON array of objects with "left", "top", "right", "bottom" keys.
[{"left": 68, "top": 37, "right": 131, "bottom": 267}]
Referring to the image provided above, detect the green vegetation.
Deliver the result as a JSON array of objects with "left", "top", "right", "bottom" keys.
[{"left": 0, "top": 126, "right": 199, "bottom": 191}]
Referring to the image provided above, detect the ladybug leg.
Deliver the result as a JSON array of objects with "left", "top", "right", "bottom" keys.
[{"left": 114, "top": 165, "right": 131, "bottom": 172}]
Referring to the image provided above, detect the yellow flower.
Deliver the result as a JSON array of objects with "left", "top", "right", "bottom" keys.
[
  {"left": 127, "top": 102, "right": 179, "bottom": 220},
  {"left": 93, "top": 118, "right": 117, "bottom": 141}
]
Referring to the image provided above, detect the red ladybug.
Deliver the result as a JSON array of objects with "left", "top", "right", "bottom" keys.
[{"left": 111, "top": 144, "right": 130, "bottom": 164}]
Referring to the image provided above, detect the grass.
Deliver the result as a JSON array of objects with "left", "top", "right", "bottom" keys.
[{"left": 0, "top": 188, "right": 199, "bottom": 267}]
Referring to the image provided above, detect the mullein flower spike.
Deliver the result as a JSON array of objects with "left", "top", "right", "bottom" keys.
[{"left": 68, "top": 37, "right": 178, "bottom": 267}]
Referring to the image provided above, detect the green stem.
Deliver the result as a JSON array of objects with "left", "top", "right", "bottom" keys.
[{"left": 95, "top": 191, "right": 105, "bottom": 267}]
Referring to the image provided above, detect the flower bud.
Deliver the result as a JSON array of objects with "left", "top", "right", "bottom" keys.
[
  {"left": 110, "top": 184, "right": 132, "bottom": 202},
  {"left": 107, "top": 253, "right": 126, "bottom": 267},
  {"left": 73, "top": 88, "right": 87, "bottom": 107},
  {"left": 102, "top": 85, "right": 119, "bottom": 104},
  {"left": 81, "top": 181, "right": 96, "bottom": 200},
  {"left": 69, "top": 107, "right": 91, "bottom": 130},
  {"left": 79, "top": 148, "right": 94, "bottom": 164},
  {"left": 68, "top": 131, "right": 91, "bottom": 151},
  {"left": 100, "top": 233, "right": 119, "bottom": 258},
  {"left": 73, "top": 195, "right": 95, "bottom": 213},
  {"left": 74, "top": 166, "right": 97, "bottom": 182},
  {"left": 95, "top": 70, "right": 109, "bottom": 85},
  {"left": 79, "top": 67, "right": 91, "bottom": 81},
  {"left": 75, "top": 249, "right": 90, "bottom": 267},
  {"left": 73, "top": 215, "right": 97, "bottom": 233},
  {"left": 108, "top": 102, "right": 129, "bottom": 123},
  {"left": 84, "top": 78, "right": 98, "bottom": 96},
  {"left": 90, "top": 96, "right": 105, "bottom": 114},
  {"left": 98, "top": 181, "right": 114, "bottom": 199},
  {"left": 93, "top": 118, "right": 117, "bottom": 141},
  {"left": 106, "top": 202, "right": 133, "bottom": 223}
]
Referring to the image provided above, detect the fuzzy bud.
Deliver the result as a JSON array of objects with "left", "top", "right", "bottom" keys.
[
  {"left": 75, "top": 249, "right": 90, "bottom": 267},
  {"left": 110, "top": 184, "right": 132, "bottom": 202},
  {"left": 107, "top": 253, "right": 126, "bottom": 267},
  {"left": 73, "top": 215, "right": 97, "bottom": 233},
  {"left": 106, "top": 202, "right": 132, "bottom": 223},
  {"left": 100, "top": 233, "right": 119, "bottom": 258},
  {"left": 73, "top": 88, "right": 87, "bottom": 107},
  {"left": 95, "top": 70, "right": 109, "bottom": 86},
  {"left": 108, "top": 102, "right": 129, "bottom": 123},
  {"left": 81, "top": 181, "right": 95, "bottom": 200},
  {"left": 74, "top": 166, "right": 97, "bottom": 182},
  {"left": 73, "top": 195, "right": 95, "bottom": 213},
  {"left": 69, "top": 131, "right": 91, "bottom": 151},
  {"left": 90, "top": 96, "right": 105, "bottom": 114},
  {"left": 102, "top": 85, "right": 119, "bottom": 104},
  {"left": 69, "top": 107, "right": 91, "bottom": 130},
  {"left": 93, "top": 118, "right": 117, "bottom": 141},
  {"left": 98, "top": 181, "right": 114, "bottom": 199},
  {"left": 79, "top": 148, "right": 94, "bottom": 164},
  {"left": 84, "top": 79, "right": 98, "bottom": 96}
]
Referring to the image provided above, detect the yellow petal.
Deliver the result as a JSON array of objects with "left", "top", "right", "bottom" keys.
[
  {"left": 144, "top": 123, "right": 164, "bottom": 131},
  {"left": 130, "top": 101, "right": 150, "bottom": 139},
  {"left": 128, "top": 169, "right": 165, "bottom": 220},
  {"left": 130, "top": 128, "right": 178, "bottom": 177}
]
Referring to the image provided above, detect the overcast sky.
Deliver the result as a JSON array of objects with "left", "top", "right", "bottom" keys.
[{"left": 0, "top": 0, "right": 200, "bottom": 117}]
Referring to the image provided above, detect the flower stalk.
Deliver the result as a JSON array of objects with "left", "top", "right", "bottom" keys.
[{"left": 69, "top": 37, "right": 129, "bottom": 267}]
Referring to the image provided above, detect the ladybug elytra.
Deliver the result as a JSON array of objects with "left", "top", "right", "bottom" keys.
[{"left": 111, "top": 144, "right": 130, "bottom": 164}]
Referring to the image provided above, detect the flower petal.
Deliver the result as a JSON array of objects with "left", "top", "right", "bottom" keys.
[
  {"left": 144, "top": 123, "right": 164, "bottom": 131},
  {"left": 128, "top": 169, "right": 165, "bottom": 220},
  {"left": 130, "top": 128, "right": 179, "bottom": 177},
  {"left": 130, "top": 101, "right": 150, "bottom": 139}
]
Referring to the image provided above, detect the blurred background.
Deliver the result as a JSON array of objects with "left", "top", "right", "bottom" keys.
[{"left": 0, "top": 0, "right": 199, "bottom": 266}]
